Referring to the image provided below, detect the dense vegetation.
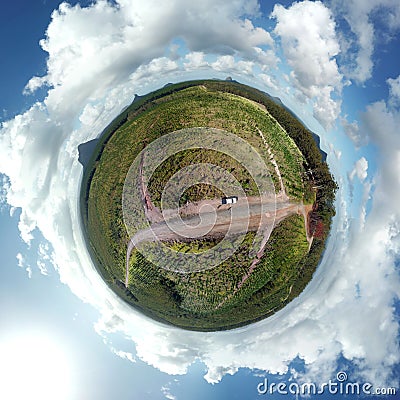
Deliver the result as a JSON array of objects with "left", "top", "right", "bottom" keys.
[
  {"left": 80, "top": 79, "right": 337, "bottom": 331},
  {"left": 147, "top": 148, "right": 259, "bottom": 207},
  {"left": 125, "top": 215, "right": 308, "bottom": 330}
]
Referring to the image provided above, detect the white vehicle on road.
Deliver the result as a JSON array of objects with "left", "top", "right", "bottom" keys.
[{"left": 221, "top": 196, "right": 238, "bottom": 205}]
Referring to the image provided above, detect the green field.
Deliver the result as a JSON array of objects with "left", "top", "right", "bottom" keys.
[
  {"left": 80, "top": 79, "right": 337, "bottom": 331},
  {"left": 147, "top": 148, "right": 259, "bottom": 208},
  {"left": 125, "top": 215, "right": 308, "bottom": 330}
]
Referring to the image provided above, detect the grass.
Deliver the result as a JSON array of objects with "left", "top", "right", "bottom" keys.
[
  {"left": 80, "top": 79, "right": 336, "bottom": 331},
  {"left": 125, "top": 215, "right": 308, "bottom": 330},
  {"left": 147, "top": 148, "right": 259, "bottom": 208}
]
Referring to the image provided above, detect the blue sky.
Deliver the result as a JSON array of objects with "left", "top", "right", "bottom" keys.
[
  {"left": 0, "top": 1, "right": 89, "bottom": 120},
  {"left": 0, "top": 1, "right": 399, "bottom": 399}
]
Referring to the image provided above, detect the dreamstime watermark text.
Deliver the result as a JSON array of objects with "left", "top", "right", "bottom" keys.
[{"left": 257, "top": 372, "right": 397, "bottom": 396}]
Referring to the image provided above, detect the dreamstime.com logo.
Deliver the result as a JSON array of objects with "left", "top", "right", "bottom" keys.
[{"left": 257, "top": 372, "right": 397, "bottom": 397}]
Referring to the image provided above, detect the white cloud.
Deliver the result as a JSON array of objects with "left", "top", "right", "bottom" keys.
[
  {"left": 387, "top": 75, "right": 400, "bottom": 98},
  {"left": 331, "top": 0, "right": 400, "bottom": 83},
  {"left": 112, "top": 349, "right": 136, "bottom": 363},
  {"left": 0, "top": 0, "right": 399, "bottom": 392},
  {"left": 359, "top": 180, "right": 373, "bottom": 230},
  {"left": 204, "top": 365, "right": 239, "bottom": 385},
  {"left": 349, "top": 157, "right": 369, "bottom": 182},
  {"left": 348, "top": 156, "right": 369, "bottom": 199},
  {"left": 253, "top": 47, "right": 279, "bottom": 71},
  {"left": 211, "top": 55, "right": 254, "bottom": 76},
  {"left": 341, "top": 117, "right": 369, "bottom": 148},
  {"left": 23, "top": 76, "right": 48, "bottom": 95},
  {"left": 36, "top": 260, "right": 48, "bottom": 276},
  {"left": 271, "top": 1, "right": 343, "bottom": 129},
  {"left": 79, "top": 103, "right": 103, "bottom": 126},
  {"left": 130, "top": 57, "right": 179, "bottom": 81},
  {"left": 183, "top": 52, "right": 209, "bottom": 71},
  {"left": 387, "top": 75, "right": 400, "bottom": 105},
  {"left": 16, "top": 253, "right": 24, "bottom": 268},
  {"left": 0, "top": 174, "right": 11, "bottom": 210},
  {"left": 259, "top": 73, "right": 279, "bottom": 91},
  {"left": 183, "top": 50, "right": 273, "bottom": 78},
  {"left": 16, "top": 253, "right": 32, "bottom": 279},
  {"left": 25, "top": 0, "right": 273, "bottom": 101},
  {"left": 361, "top": 100, "right": 400, "bottom": 206},
  {"left": 36, "top": 241, "right": 55, "bottom": 276},
  {"left": 161, "top": 385, "right": 177, "bottom": 400}
]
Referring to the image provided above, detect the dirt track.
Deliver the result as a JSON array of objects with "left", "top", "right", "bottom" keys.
[
  {"left": 124, "top": 126, "right": 312, "bottom": 286},
  {"left": 124, "top": 195, "right": 311, "bottom": 286}
]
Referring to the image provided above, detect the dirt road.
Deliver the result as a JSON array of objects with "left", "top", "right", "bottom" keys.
[{"left": 124, "top": 196, "right": 309, "bottom": 286}]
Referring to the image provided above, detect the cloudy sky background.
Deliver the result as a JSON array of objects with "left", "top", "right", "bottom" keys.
[{"left": 0, "top": 0, "right": 399, "bottom": 398}]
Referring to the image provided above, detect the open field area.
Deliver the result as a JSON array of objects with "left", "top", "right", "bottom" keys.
[
  {"left": 147, "top": 148, "right": 259, "bottom": 207},
  {"left": 126, "top": 214, "right": 309, "bottom": 330},
  {"left": 80, "top": 79, "right": 337, "bottom": 331}
]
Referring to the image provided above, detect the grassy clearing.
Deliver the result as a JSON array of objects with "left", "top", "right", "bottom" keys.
[
  {"left": 81, "top": 79, "right": 336, "bottom": 331},
  {"left": 148, "top": 148, "right": 259, "bottom": 207},
  {"left": 125, "top": 215, "right": 308, "bottom": 330},
  {"left": 87, "top": 85, "right": 306, "bottom": 285}
]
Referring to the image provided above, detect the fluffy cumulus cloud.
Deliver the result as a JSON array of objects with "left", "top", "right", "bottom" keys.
[
  {"left": 0, "top": 0, "right": 399, "bottom": 391},
  {"left": 211, "top": 55, "right": 254, "bottom": 76},
  {"left": 183, "top": 52, "right": 209, "bottom": 71},
  {"left": 183, "top": 50, "right": 277, "bottom": 77},
  {"left": 348, "top": 156, "right": 369, "bottom": 199},
  {"left": 271, "top": 0, "right": 343, "bottom": 129},
  {"left": 349, "top": 157, "right": 368, "bottom": 182},
  {"left": 24, "top": 0, "right": 274, "bottom": 104},
  {"left": 331, "top": 0, "right": 400, "bottom": 83}
]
